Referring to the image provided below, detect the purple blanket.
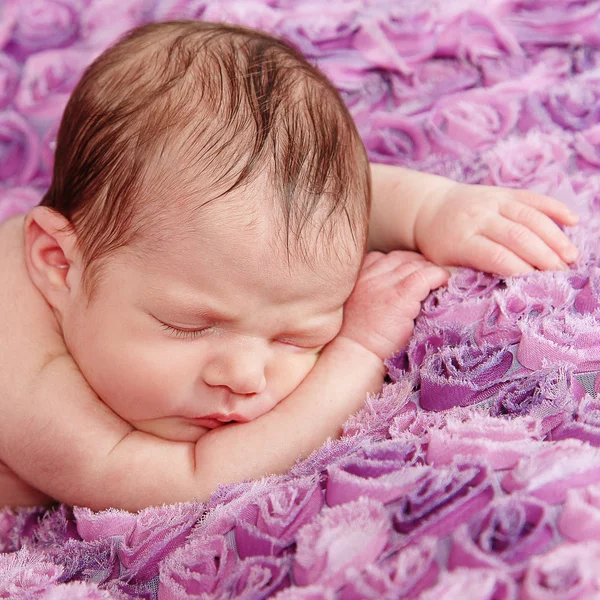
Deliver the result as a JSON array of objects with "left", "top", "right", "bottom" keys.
[{"left": 2, "top": 0, "right": 600, "bottom": 598}]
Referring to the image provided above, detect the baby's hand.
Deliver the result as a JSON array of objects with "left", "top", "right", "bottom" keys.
[
  {"left": 414, "top": 183, "right": 580, "bottom": 276},
  {"left": 339, "top": 251, "right": 449, "bottom": 360}
]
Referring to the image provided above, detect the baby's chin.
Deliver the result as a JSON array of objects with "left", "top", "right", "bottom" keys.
[{"left": 130, "top": 417, "right": 224, "bottom": 443}]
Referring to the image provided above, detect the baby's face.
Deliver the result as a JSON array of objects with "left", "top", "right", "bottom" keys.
[{"left": 61, "top": 205, "right": 362, "bottom": 442}]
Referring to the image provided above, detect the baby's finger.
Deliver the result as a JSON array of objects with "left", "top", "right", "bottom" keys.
[
  {"left": 464, "top": 236, "right": 536, "bottom": 276},
  {"left": 395, "top": 265, "right": 450, "bottom": 303},
  {"left": 363, "top": 251, "right": 428, "bottom": 279},
  {"left": 500, "top": 201, "right": 579, "bottom": 264},
  {"left": 514, "top": 190, "right": 579, "bottom": 226},
  {"left": 485, "top": 215, "right": 569, "bottom": 272}
]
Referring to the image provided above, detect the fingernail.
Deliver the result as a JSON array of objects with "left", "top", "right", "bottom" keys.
[
  {"left": 569, "top": 210, "right": 579, "bottom": 223},
  {"left": 557, "top": 261, "right": 569, "bottom": 271},
  {"left": 563, "top": 246, "right": 579, "bottom": 263}
]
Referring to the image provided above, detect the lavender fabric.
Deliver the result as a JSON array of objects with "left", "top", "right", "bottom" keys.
[{"left": 3, "top": 0, "right": 600, "bottom": 597}]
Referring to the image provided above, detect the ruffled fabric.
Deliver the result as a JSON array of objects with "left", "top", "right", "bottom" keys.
[{"left": 4, "top": 0, "right": 600, "bottom": 598}]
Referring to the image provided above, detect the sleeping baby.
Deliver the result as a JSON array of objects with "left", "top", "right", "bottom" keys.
[{"left": 0, "top": 21, "right": 578, "bottom": 511}]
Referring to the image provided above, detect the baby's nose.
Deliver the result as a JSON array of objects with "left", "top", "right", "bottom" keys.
[{"left": 203, "top": 350, "right": 267, "bottom": 396}]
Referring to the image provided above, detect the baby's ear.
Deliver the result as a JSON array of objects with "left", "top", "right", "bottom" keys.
[{"left": 24, "top": 206, "right": 82, "bottom": 310}]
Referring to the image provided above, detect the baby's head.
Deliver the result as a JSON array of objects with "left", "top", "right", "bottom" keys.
[{"left": 25, "top": 20, "right": 371, "bottom": 441}]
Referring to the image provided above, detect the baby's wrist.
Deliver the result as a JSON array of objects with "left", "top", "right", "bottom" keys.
[{"left": 328, "top": 334, "right": 388, "bottom": 370}]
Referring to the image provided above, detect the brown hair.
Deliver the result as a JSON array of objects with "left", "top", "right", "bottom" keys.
[{"left": 41, "top": 20, "right": 371, "bottom": 294}]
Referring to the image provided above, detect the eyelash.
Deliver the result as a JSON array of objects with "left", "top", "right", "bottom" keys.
[{"left": 159, "top": 322, "right": 210, "bottom": 340}]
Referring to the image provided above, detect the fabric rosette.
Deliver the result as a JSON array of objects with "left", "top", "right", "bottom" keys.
[
  {"left": 39, "top": 581, "right": 116, "bottom": 599},
  {"left": 418, "top": 568, "right": 517, "bottom": 600},
  {"left": 227, "top": 555, "right": 291, "bottom": 600},
  {"left": 363, "top": 111, "right": 430, "bottom": 164},
  {"left": 476, "top": 272, "right": 576, "bottom": 347},
  {"left": 0, "top": 549, "right": 64, "bottom": 598},
  {"left": 326, "top": 437, "right": 427, "bottom": 506},
  {"left": 15, "top": 48, "right": 89, "bottom": 123},
  {"left": 389, "top": 59, "right": 480, "bottom": 116},
  {"left": 0, "top": 186, "right": 41, "bottom": 222},
  {"left": 427, "top": 413, "right": 542, "bottom": 470},
  {"left": 541, "top": 71, "right": 600, "bottom": 131},
  {"left": 448, "top": 497, "right": 555, "bottom": 577},
  {"left": 521, "top": 541, "right": 600, "bottom": 600},
  {"left": 436, "top": 10, "right": 522, "bottom": 65},
  {"left": 573, "top": 268, "right": 600, "bottom": 314},
  {"left": 517, "top": 312, "right": 600, "bottom": 372},
  {"left": 234, "top": 476, "right": 324, "bottom": 559},
  {"left": 391, "top": 461, "right": 495, "bottom": 541},
  {"left": 425, "top": 89, "right": 521, "bottom": 156},
  {"left": 558, "top": 484, "right": 600, "bottom": 542},
  {"left": 0, "top": 52, "right": 20, "bottom": 110},
  {"left": 551, "top": 393, "right": 600, "bottom": 447},
  {"left": 339, "top": 536, "right": 439, "bottom": 600},
  {"left": 79, "top": 0, "right": 154, "bottom": 50},
  {"left": 483, "top": 130, "right": 570, "bottom": 192},
  {"left": 502, "top": 439, "right": 600, "bottom": 504},
  {"left": 273, "top": 584, "right": 335, "bottom": 600},
  {"left": 501, "top": 0, "right": 600, "bottom": 46},
  {"left": 0, "top": 0, "right": 18, "bottom": 51},
  {"left": 158, "top": 535, "right": 236, "bottom": 599},
  {"left": 11, "top": 0, "right": 80, "bottom": 55},
  {"left": 276, "top": 4, "right": 359, "bottom": 58},
  {"left": 0, "top": 110, "right": 40, "bottom": 186},
  {"left": 353, "top": 7, "right": 438, "bottom": 74},
  {"left": 419, "top": 342, "right": 514, "bottom": 411},
  {"left": 574, "top": 124, "right": 600, "bottom": 171},
  {"left": 293, "top": 498, "right": 391, "bottom": 589},
  {"left": 75, "top": 503, "right": 204, "bottom": 583}
]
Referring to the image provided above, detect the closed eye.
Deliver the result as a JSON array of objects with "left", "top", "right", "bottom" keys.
[{"left": 158, "top": 320, "right": 212, "bottom": 340}]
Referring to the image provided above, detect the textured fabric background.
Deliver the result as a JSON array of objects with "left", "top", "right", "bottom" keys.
[{"left": 2, "top": 0, "right": 600, "bottom": 598}]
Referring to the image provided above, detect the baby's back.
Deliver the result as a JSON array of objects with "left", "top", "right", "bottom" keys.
[{"left": 0, "top": 216, "right": 54, "bottom": 506}]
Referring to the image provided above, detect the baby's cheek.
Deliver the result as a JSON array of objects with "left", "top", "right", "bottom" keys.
[{"left": 269, "top": 351, "right": 319, "bottom": 402}]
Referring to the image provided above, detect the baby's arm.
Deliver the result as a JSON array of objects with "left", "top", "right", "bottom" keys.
[
  {"left": 0, "top": 233, "right": 446, "bottom": 511},
  {"left": 369, "top": 163, "right": 579, "bottom": 276}
]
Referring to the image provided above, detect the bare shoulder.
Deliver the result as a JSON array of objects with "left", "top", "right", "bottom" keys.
[{"left": 0, "top": 215, "right": 66, "bottom": 372}]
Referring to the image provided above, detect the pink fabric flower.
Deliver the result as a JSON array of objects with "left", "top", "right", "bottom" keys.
[
  {"left": 0, "top": 549, "right": 63, "bottom": 598},
  {"left": 483, "top": 130, "right": 570, "bottom": 192},
  {"left": 0, "top": 110, "right": 40, "bottom": 186},
  {"left": 234, "top": 476, "right": 324, "bottom": 558},
  {"left": 0, "top": 0, "right": 18, "bottom": 50},
  {"left": 551, "top": 393, "right": 600, "bottom": 447},
  {"left": 449, "top": 497, "right": 555, "bottom": 576},
  {"left": 230, "top": 555, "right": 291, "bottom": 599},
  {"left": 326, "top": 438, "right": 428, "bottom": 506},
  {"left": 427, "top": 413, "right": 542, "bottom": 470},
  {"left": 418, "top": 567, "right": 517, "bottom": 600},
  {"left": 574, "top": 124, "right": 600, "bottom": 170},
  {"left": 558, "top": 484, "right": 600, "bottom": 542},
  {"left": 541, "top": 71, "right": 600, "bottom": 131},
  {"left": 501, "top": 0, "right": 600, "bottom": 46},
  {"left": 76, "top": 503, "right": 204, "bottom": 582},
  {"left": 12, "top": 0, "right": 81, "bottom": 54},
  {"left": 0, "top": 52, "right": 20, "bottom": 110},
  {"left": 276, "top": 5, "right": 359, "bottom": 57},
  {"left": 437, "top": 11, "right": 522, "bottom": 64},
  {"left": 389, "top": 59, "right": 480, "bottom": 116},
  {"left": 79, "top": 0, "right": 152, "bottom": 49},
  {"left": 353, "top": 7, "right": 437, "bottom": 74},
  {"left": 0, "top": 186, "right": 41, "bottom": 222},
  {"left": 14, "top": 48, "right": 89, "bottom": 122},
  {"left": 425, "top": 89, "right": 521, "bottom": 156},
  {"left": 521, "top": 541, "right": 600, "bottom": 600},
  {"left": 391, "top": 462, "right": 495, "bottom": 540},
  {"left": 158, "top": 535, "right": 236, "bottom": 599},
  {"left": 502, "top": 440, "right": 600, "bottom": 504},
  {"left": 40, "top": 582, "right": 115, "bottom": 600},
  {"left": 517, "top": 312, "right": 600, "bottom": 372},
  {"left": 340, "top": 537, "right": 439, "bottom": 600},
  {"left": 364, "top": 111, "right": 430, "bottom": 164},
  {"left": 419, "top": 343, "right": 514, "bottom": 411},
  {"left": 273, "top": 585, "right": 336, "bottom": 600},
  {"left": 293, "top": 498, "right": 391, "bottom": 589}
]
